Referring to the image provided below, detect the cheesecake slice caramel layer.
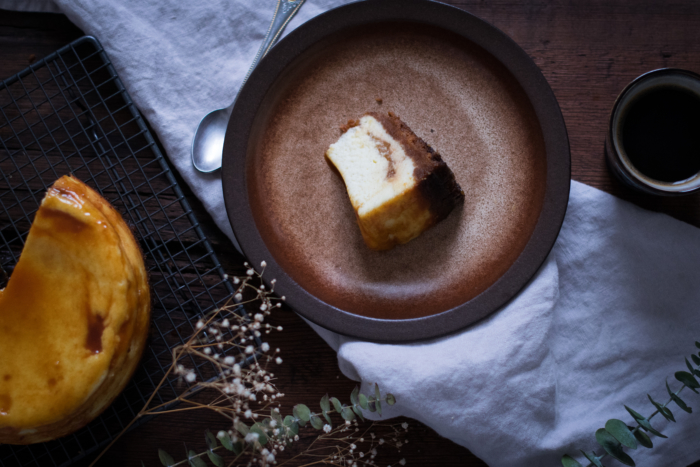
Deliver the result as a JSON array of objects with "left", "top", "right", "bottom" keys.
[{"left": 325, "top": 112, "right": 464, "bottom": 250}]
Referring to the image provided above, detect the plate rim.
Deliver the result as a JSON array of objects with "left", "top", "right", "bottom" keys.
[{"left": 222, "top": 0, "right": 571, "bottom": 342}]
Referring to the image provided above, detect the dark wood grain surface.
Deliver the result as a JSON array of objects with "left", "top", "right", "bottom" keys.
[{"left": 2, "top": 2, "right": 700, "bottom": 466}]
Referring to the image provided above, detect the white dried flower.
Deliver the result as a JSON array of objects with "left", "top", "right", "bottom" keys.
[
  {"left": 196, "top": 320, "right": 204, "bottom": 329},
  {"left": 261, "top": 261, "right": 267, "bottom": 268},
  {"left": 217, "top": 430, "right": 226, "bottom": 439},
  {"left": 275, "top": 357, "right": 283, "bottom": 364},
  {"left": 203, "top": 347, "right": 211, "bottom": 355},
  {"left": 244, "top": 409, "right": 252, "bottom": 418},
  {"left": 234, "top": 293, "right": 243, "bottom": 302},
  {"left": 185, "top": 372, "right": 196, "bottom": 383},
  {"left": 399, "top": 459, "right": 406, "bottom": 466},
  {"left": 323, "top": 424, "right": 331, "bottom": 433},
  {"left": 402, "top": 422, "right": 408, "bottom": 430},
  {"left": 246, "top": 268, "right": 254, "bottom": 276},
  {"left": 255, "top": 313, "right": 264, "bottom": 321},
  {"left": 233, "top": 276, "right": 240, "bottom": 284},
  {"left": 261, "top": 342, "right": 270, "bottom": 352},
  {"left": 245, "top": 345, "right": 254, "bottom": 354},
  {"left": 224, "top": 356, "right": 235, "bottom": 365}
]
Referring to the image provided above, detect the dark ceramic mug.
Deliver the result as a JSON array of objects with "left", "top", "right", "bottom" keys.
[{"left": 605, "top": 68, "right": 700, "bottom": 195}]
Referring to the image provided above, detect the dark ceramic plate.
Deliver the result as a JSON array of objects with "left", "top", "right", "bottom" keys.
[{"left": 222, "top": 0, "right": 570, "bottom": 342}]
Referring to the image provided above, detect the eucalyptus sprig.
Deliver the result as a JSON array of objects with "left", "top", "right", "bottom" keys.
[
  {"left": 561, "top": 341, "right": 700, "bottom": 467},
  {"left": 157, "top": 384, "right": 399, "bottom": 467}
]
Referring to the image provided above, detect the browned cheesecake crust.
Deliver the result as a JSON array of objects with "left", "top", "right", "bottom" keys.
[{"left": 366, "top": 111, "right": 465, "bottom": 229}]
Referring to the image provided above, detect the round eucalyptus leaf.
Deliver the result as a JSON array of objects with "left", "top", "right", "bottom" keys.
[
  {"left": 341, "top": 406, "right": 356, "bottom": 421},
  {"left": 675, "top": 371, "right": 700, "bottom": 391},
  {"left": 580, "top": 450, "right": 604, "bottom": 467},
  {"left": 188, "top": 450, "right": 208, "bottom": 467},
  {"left": 692, "top": 355, "right": 700, "bottom": 366},
  {"left": 561, "top": 454, "right": 583, "bottom": 467},
  {"left": 205, "top": 430, "right": 218, "bottom": 450},
  {"left": 595, "top": 429, "right": 635, "bottom": 466},
  {"left": 207, "top": 450, "right": 224, "bottom": 467},
  {"left": 251, "top": 424, "right": 268, "bottom": 445},
  {"left": 359, "top": 393, "right": 369, "bottom": 410},
  {"left": 310, "top": 413, "right": 324, "bottom": 430},
  {"left": 637, "top": 418, "right": 667, "bottom": 438},
  {"left": 386, "top": 393, "right": 396, "bottom": 405},
  {"left": 647, "top": 395, "right": 675, "bottom": 422},
  {"left": 283, "top": 415, "right": 294, "bottom": 427},
  {"left": 289, "top": 421, "right": 299, "bottom": 436},
  {"left": 624, "top": 405, "right": 645, "bottom": 422},
  {"left": 293, "top": 404, "right": 311, "bottom": 422},
  {"left": 158, "top": 449, "right": 175, "bottom": 467},
  {"left": 367, "top": 400, "right": 377, "bottom": 412},
  {"left": 631, "top": 428, "right": 653, "bottom": 449},
  {"left": 331, "top": 397, "right": 343, "bottom": 413},
  {"left": 321, "top": 394, "right": 331, "bottom": 412},
  {"left": 351, "top": 386, "right": 360, "bottom": 405},
  {"left": 353, "top": 404, "right": 365, "bottom": 421},
  {"left": 605, "top": 419, "right": 637, "bottom": 449},
  {"left": 236, "top": 420, "right": 250, "bottom": 436},
  {"left": 218, "top": 431, "right": 234, "bottom": 451},
  {"left": 671, "top": 392, "right": 692, "bottom": 413}
]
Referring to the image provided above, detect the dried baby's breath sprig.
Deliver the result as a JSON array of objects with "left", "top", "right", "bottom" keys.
[
  {"left": 89, "top": 262, "right": 402, "bottom": 467},
  {"left": 561, "top": 341, "right": 700, "bottom": 467}
]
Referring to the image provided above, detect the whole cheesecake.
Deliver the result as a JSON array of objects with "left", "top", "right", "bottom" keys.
[
  {"left": 0, "top": 175, "right": 150, "bottom": 444},
  {"left": 325, "top": 112, "right": 464, "bottom": 250}
]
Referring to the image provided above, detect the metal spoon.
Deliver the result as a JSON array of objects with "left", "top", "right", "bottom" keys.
[{"left": 191, "top": 0, "right": 305, "bottom": 173}]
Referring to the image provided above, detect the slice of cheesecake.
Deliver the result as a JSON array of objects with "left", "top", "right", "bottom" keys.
[{"left": 325, "top": 112, "right": 464, "bottom": 250}]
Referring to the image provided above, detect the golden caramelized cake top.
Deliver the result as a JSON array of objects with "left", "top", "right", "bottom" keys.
[{"left": 0, "top": 175, "right": 150, "bottom": 444}]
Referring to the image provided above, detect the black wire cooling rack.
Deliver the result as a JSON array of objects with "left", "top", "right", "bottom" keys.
[{"left": 0, "top": 36, "right": 245, "bottom": 466}]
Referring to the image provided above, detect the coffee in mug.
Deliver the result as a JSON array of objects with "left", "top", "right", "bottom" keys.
[{"left": 605, "top": 68, "right": 700, "bottom": 195}]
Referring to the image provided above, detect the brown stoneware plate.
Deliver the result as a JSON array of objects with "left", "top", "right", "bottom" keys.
[{"left": 222, "top": 0, "right": 570, "bottom": 342}]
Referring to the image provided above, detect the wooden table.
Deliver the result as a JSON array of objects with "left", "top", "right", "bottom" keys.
[{"left": 2, "top": 2, "right": 700, "bottom": 466}]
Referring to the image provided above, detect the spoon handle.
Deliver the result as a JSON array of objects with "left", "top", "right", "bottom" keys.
[{"left": 241, "top": 0, "right": 306, "bottom": 86}]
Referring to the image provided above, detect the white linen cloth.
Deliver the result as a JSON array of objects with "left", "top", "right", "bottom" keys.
[{"left": 3, "top": 1, "right": 700, "bottom": 466}]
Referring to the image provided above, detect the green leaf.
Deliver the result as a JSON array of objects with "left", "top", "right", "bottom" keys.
[
  {"left": 250, "top": 424, "right": 268, "bottom": 445},
  {"left": 330, "top": 397, "right": 343, "bottom": 414},
  {"left": 158, "top": 449, "right": 175, "bottom": 467},
  {"left": 341, "top": 406, "right": 356, "bottom": 421},
  {"left": 310, "top": 413, "right": 324, "bottom": 430},
  {"left": 375, "top": 382, "right": 380, "bottom": 401},
  {"left": 367, "top": 397, "right": 377, "bottom": 413},
  {"left": 236, "top": 420, "right": 249, "bottom": 436},
  {"left": 631, "top": 428, "right": 653, "bottom": 449},
  {"left": 207, "top": 450, "right": 224, "bottom": 467},
  {"left": 580, "top": 450, "right": 604, "bottom": 467},
  {"left": 386, "top": 393, "right": 396, "bottom": 405},
  {"left": 636, "top": 418, "right": 667, "bottom": 438},
  {"left": 675, "top": 371, "right": 700, "bottom": 393},
  {"left": 218, "top": 431, "right": 234, "bottom": 451},
  {"left": 595, "top": 428, "right": 635, "bottom": 466},
  {"left": 696, "top": 341, "right": 700, "bottom": 349},
  {"left": 293, "top": 404, "right": 311, "bottom": 422},
  {"left": 323, "top": 411, "right": 332, "bottom": 425},
  {"left": 352, "top": 404, "right": 365, "bottom": 421},
  {"left": 320, "top": 394, "right": 330, "bottom": 413},
  {"left": 188, "top": 450, "right": 207, "bottom": 467},
  {"left": 624, "top": 405, "right": 645, "bottom": 422},
  {"left": 692, "top": 355, "right": 700, "bottom": 366},
  {"left": 351, "top": 386, "right": 360, "bottom": 406},
  {"left": 666, "top": 381, "right": 692, "bottom": 413},
  {"left": 231, "top": 441, "right": 243, "bottom": 455},
  {"left": 376, "top": 398, "right": 382, "bottom": 416},
  {"left": 205, "top": 430, "right": 217, "bottom": 450},
  {"left": 647, "top": 394, "right": 675, "bottom": 422},
  {"left": 271, "top": 408, "right": 283, "bottom": 425},
  {"left": 288, "top": 420, "right": 299, "bottom": 436},
  {"left": 687, "top": 358, "right": 695, "bottom": 374},
  {"left": 359, "top": 393, "right": 369, "bottom": 410},
  {"left": 605, "top": 419, "right": 637, "bottom": 449},
  {"left": 283, "top": 415, "right": 295, "bottom": 427},
  {"left": 561, "top": 454, "right": 583, "bottom": 467}
]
